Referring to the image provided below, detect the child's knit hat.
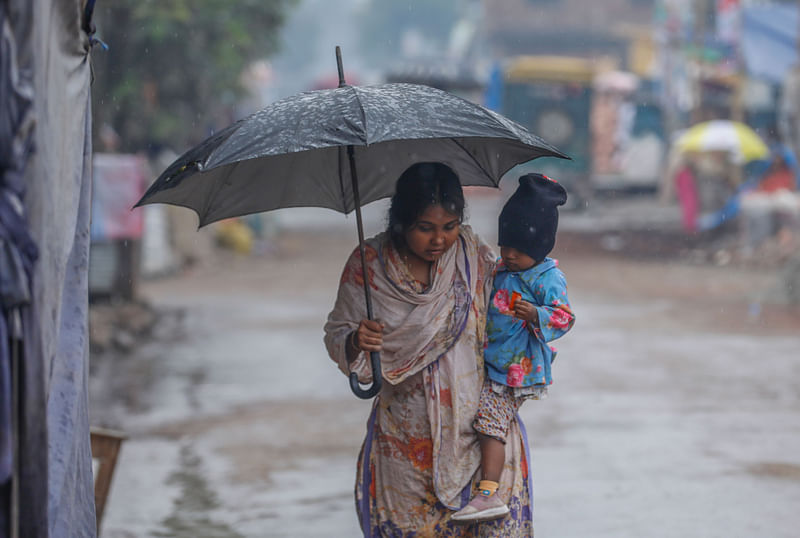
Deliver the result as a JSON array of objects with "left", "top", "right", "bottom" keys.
[{"left": 498, "top": 173, "right": 568, "bottom": 262}]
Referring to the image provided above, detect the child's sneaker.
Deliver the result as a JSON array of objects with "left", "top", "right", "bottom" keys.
[{"left": 451, "top": 492, "right": 510, "bottom": 523}]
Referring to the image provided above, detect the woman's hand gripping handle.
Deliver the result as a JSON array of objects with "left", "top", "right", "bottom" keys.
[{"left": 347, "top": 319, "right": 385, "bottom": 399}]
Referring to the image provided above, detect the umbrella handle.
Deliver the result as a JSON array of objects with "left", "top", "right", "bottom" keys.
[
  {"left": 343, "top": 142, "right": 382, "bottom": 399},
  {"left": 349, "top": 351, "right": 382, "bottom": 399}
]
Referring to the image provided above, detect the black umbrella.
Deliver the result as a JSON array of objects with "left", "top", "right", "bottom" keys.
[{"left": 136, "top": 47, "right": 569, "bottom": 399}]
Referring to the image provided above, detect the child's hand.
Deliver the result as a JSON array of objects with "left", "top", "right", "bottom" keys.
[{"left": 512, "top": 300, "right": 539, "bottom": 326}]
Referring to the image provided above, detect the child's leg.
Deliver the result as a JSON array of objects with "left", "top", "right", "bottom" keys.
[
  {"left": 473, "top": 379, "right": 518, "bottom": 463},
  {"left": 478, "top": 433, "right": 505, "bottom": 483},
  {"left": 452, "top": 381, "right": 517, "bottom": 522}
]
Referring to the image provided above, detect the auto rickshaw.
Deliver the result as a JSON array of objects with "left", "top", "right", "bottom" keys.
[{"left": 497, "top": 55, "right": 598, "bottom": 205}]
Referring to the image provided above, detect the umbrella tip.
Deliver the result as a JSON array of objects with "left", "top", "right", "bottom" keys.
[{"left": 336, "top": 46, "right": 346, "bottom": 88}]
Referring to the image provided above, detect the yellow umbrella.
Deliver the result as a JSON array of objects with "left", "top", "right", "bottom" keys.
[{"left": 676, "top": 120, "right": 769, "bottom": 163}]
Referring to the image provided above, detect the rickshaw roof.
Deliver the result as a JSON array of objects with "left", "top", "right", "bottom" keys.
[{"left": 504, "top": 56, "right": 602, "bottom": 84}]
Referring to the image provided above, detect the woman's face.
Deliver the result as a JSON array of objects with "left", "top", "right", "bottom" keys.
[{"left": 404, "top": 205, "right": 461, "bottom": 262}]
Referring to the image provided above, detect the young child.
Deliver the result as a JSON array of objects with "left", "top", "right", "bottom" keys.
[{"left": 452, "top": 173, "right": 575, "bottom": 523}]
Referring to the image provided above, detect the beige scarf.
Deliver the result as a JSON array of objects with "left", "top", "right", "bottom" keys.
[{"left": 326, "top": 225, "right": 481, "bottom": 384}]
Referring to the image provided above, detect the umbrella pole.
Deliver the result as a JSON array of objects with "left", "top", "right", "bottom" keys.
[{"left": 347, "top": 144, "right": 382, "bottom": 399}]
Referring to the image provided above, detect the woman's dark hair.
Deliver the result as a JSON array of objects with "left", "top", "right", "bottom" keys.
[{"left": 388, "top": 162, "right": 465, "bottom": 246}]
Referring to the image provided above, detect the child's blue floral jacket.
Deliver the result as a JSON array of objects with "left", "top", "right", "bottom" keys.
[{"left": 485, "top": 257, "right": 575, "bottom": 388}]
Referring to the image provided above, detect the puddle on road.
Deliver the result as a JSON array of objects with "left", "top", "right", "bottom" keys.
[{"left": 152, "top": 445, "right": 244, "bottom": 538}]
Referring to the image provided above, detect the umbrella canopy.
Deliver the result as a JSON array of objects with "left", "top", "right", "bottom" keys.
[
  {"left": 676, "top": 120, "right": 769, "bottom": 163},
  {"left": 136, "top": 55, "right": 568, "bottom": 399},
  {"left": 137, "top": 82, "right": 568, "bottom": 226}
]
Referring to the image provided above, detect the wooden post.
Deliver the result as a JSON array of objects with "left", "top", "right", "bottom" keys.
[{"left": 90, "top": 427, "right": 127, "bottom": 534}]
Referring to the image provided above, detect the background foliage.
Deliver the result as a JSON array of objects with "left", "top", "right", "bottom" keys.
[{"left": 91, "top": 0, "right": 295, "bottom": 154}]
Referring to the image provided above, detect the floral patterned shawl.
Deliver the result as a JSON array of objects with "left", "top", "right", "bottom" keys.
[
  {"left": 328, "top": 226, "right": 480, "bottom": 386},
  {"left": 325, "top": 226, "right": 536, "bottom": 536}
]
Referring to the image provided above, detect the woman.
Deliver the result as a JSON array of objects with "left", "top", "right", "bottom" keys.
[{"left": 324, "top": 162, "right": 534, "bottom": 536}]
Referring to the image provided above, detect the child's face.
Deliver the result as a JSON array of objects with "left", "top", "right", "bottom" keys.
[{"left": 500, "top": 246, "right": 536, "bottom": 272}]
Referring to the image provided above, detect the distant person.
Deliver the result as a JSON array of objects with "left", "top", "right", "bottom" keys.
[
  {"left": 674, "top": 159, "right": 700, "bottom": 233},
  {"left": 452, "top": 173, "right": 575, "bottom": 523},
  {"left": 325, "top": 162, "right": 536, "bottom": 535},
  {"left": 758, "top": 148, "right": 797, "bottom": 193}
]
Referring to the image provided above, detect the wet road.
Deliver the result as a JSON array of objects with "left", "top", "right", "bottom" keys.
[{"left": 92, "top": 195, "right": 800, "bottom": 537}]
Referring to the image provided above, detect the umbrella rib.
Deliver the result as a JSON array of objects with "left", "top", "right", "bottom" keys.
[
  {"left": 350, "top": 86, "right": 369, "bottom": 145},
  {"left": 451, "top": 138, "right": 496, "bottom": 184},
  {"left": 442, "top": 88, "right": 517, "bottom": 137},
  {"left": 201, "top": 160, "right": 241, "bottom": 224},
  {"left": 464, "top": 94, "right": 517, "bottom": 138}
]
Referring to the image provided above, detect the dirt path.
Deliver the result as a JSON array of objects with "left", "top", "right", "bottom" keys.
[{"left": 92, "top": 216, "right": 800, "bottom": 537}]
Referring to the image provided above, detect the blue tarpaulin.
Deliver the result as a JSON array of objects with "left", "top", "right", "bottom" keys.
[
  {"left": 2, "top": 0, "right": 97, "bottom": 536},
  {"left": 742, "top": 3, "right": 799, "bottom": 84}
]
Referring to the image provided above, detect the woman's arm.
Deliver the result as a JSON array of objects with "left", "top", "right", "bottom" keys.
[
  {"left": 323, "top": 245, "right": 384, "bottom": 382},
  {"left": 344, "top": 330, "right": 359, "bottom": 363}
]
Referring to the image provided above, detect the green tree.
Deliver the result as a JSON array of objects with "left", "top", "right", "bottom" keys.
[{"left": 91, "top": 0, "right": 296, "bottom": 153}]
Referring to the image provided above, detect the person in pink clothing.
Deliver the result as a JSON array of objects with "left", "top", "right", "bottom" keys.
[{"left": 674, "top": 162, "right": 699, "bottom": 233}]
